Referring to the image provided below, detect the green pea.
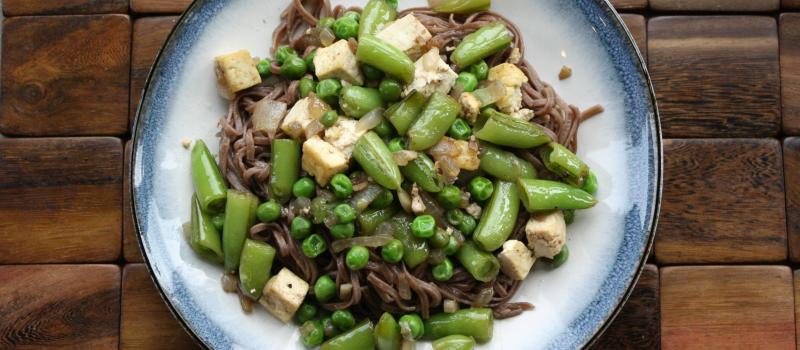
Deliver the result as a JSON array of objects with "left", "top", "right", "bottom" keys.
[
  {"left": 345, "top": 246, "right": 369, "bottom": 270},
  {"left": 334, "top": 204, "right": 356, "bottom": 224},
  {"left": 399, "top": 314, "right": 424, "bottom": 340},
  {"left": 256, "top": 59, "right": 272, "bottom": 78},
  {"left": 316, "top": 79, "right": 343, "bottom": 106},
  {"left": 318, "top": 17, "right": 335, "bottom": 28},
  {"left": 330, "top": 174, "right": 353, "bottom": 199},
  {"left": 437, "top": 186, "right": 462, "bottom": 210},
  {"left": 429, "top": 228, "right": 450, "bottom": 249},
  {"left": 370, "top": 188, "right": 394, "bottom": 209},
  {"left": 291, "top": 216, "right": 313, "bottom": 240},
  {"left": 257, "top": 201, "right": 281, "bottom": 222},
  {"left": 552, "top": 245, "right": 569, "bottom": 268},
  {"left": 301, "top": 320, "right": 325, "bottom": 347},
  {"left": 448, "top": 118, "right": 472, "bottom": 140},
  {"left": 373, "top": 121, "right": 394, "bottom": 138},
  {"left": 381, "top": 239, "right": 404, "bottom": 263},
  {"left": 299, "top": 77, "right": 317, "bottom": 98},
  {"left": 332, "top": 309, "right": 357, "bottom": 331},
  {"left": 321, "top": 111, "right": 339, "bottom": 127},
  {"left": 302, "top": 234, "right": 327, "bottom": 258},
  {"left": 333, "top": 17, "right": 359, "bottom": 39},
  {"left": 442, "top": 235, "right": 460, "bottom": 256},
  {"left": 468, "top": 176, "right": 494, "bottom": 202},
  {"left": 379, "top": 79, "right": 403, "bottom": 102},
  {"left": 293, "top": 177, "right": 316, "bottom": 198},
  {"left": 330, "top": 222, "right": 355, "bottom": 239},
  {"left": 297, "top": 303, "right": 318, "bottom": 323},
  {"left": 315, "top": 275, "right": 337, "bottom": 302},
  {"left": 563, "top": 209, "right": 576, "bottom": 225},
  {"left": 387, "top": 137, "right": 405, "bottom": 152},
  {"left": 362, "top": 64, "right": 385, "bottom": 81},
  {"left": 469, "top": 60, "right": 489, "bottom": 80},
  {"left": 322, "top": 316, "right": 339, "bottom": 338},
  {"left": 411, "top": 215, "right": 436, "bottom": 239},
  {"left": 455, "top": 72, "right": 478, "bottom": 92},
  {"left": 432, "top": 257, "right": 454, "bottom": 281},
  {"left": 275, "top": 45, "right": 297, "bottom": 65},
  {"left": 211, "top": 213, "right": 225, "bottom": 231},
  {"left": 445, "top": 209, "right": 465, "bottom": 227},
  {"left": 457, "top": 215, "right": 477, "bottom": 236},
  {"left": 281, "top": 55, "right": 307, "bottom": 80},
  {"left": 305, "top": 49, "right": 317, "bottom": 74}
]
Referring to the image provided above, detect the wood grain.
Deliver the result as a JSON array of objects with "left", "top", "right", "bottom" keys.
[
  {"left": 130, "top": 16, "right": 178, "bottom": 129},
  {"left": 592, "top": 264, "right": 660, "bottom": 350},
  {"left": 3, "top": 0, "right": 127, "bottom": 15},
  {"left": 648, "top": 16, "right": 780, "bottom": 138},
  {"left": 131, "top": 0, "right": 192, "bottom": 13},
  {"left": 782, "top": 14, "right": 800, "bottom": 135},
  {"left": 121, "top": 264, "right": 199, "bottom": 350},
  {"left": 0, "top": 265, "right": 120, "bottom": 349},
  {"left": 1, "top": 15, "right": 131, "bottom": 136},
  {"left": 786, "top": 138, "right": 800, "bottom": 263},
  {"left": 656, "top": 139, "right": 786, "bottom": 264},
  {"left": 786, "top": 0, "right": 800, "bottom": 9},
  {"left": 661, "top": 266, "right": 795, "bottom": 350},
  {"left": 621, "top": 14, "right": 646, "bottom": 63},
  {"left": 124, "top": 140, "right": 142, "bottom": 262},
  {"left": 610, "top": 0, "right": 648, "bottom": 9},
  {"left": 795, "top": 270, "right": 800, "bottom": 350},
  {"left": 651, "top": 0, "right": 779, "bottom": 11},
  {"left": 0, "top": 138, "right": 122, "bottom": 263}
]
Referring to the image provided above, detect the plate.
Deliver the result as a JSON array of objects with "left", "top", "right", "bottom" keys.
[{"left": 131, "top": 0, "right": 661, "bottom": 349}]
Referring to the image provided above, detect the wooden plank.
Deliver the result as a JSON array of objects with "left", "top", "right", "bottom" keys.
[
  {"left": 0, "top": 138, "right": 122, "bottom": 263},
  {"left": 786, "top": 0, "right": 800, "bottom": 9},
  {"left": 782, "top": 14, "right": 800, "bottom": 135},
  {"left": 648, "top": 16, "right": 780, "bottom": 138},
  {"left": 651, "top": 0, "right": 779, "bottom": 11},
  {"left": 656, "top": 139, "right": 786, "bottom": 264},
  {"left": 795, "top": 270, "right": 800, "bottom": 350},
  {"left": 130, "top": 16, "right": 178, "bottom": 129},
  {"left": 0, "top": 265, "right": 120, "bottom": 349},
  {"left": 591, "top": 264, "right": 659, "bottom": 350},
  {"left": 3, "top": 0, "right": 128, "bottom": 15},
  {"left": 124, "top": 140, "right": 142, "bottom": 262},
  {"left": 121, "top": 264, "right": 199, "bottom": 350},
  {"left": 131, "top": 0, "right": 191, "bottom": 14},
  {"left": 786, "top": 138, "right": 800, "bottom": 263},
  {"left": 610, "top": 0, "right": 648, "bottom": 10},
  {"left": 621, "top": 14, "right": 646, "bottom": 63},
  {"left": 1, "top": 15, "right": 131, "bottom": 136},
  {"left": 661, "top": 266, "right": 795, "bottom": 350}
]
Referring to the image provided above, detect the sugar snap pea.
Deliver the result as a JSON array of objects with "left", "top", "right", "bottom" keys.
[
  {"left": 374, "top": 312, "right": 402, "bottom": 350},
  {"left": 478, "top": 142, "right": 537, "bottom": 181},
  {"left": 190, "top": 195, "right": 224, "bottom": 263},
  {"left": 455, "top": 241, "right": 500, "bottom": 282},
  {"left": 238, "top": 239, "right": 276, "bottom": 300},
  {"left": 474, "top": 110, "right": 551, "bottom": 148},
  {"left": 359, "top": 0, "right": 397, "bottom": 39},
  {"left": 431, "top": 0, "right": 490, "bottom": 14},
  {"left": 407, "top": 92, "right": 460, "bottom": 151},
  {"left": 539, "top": 142, "right": 591, "bottom": 187},
  {"left": 321, "top": 320, "right": 375, "bottom": 350},
  {"left": 432, "top": 335, "right": 476, "bottom": 350},
  {"left": 423, "top": 308, "right": 494, "bottom": 344},
  {"left": 399, "top": 152, "right": 444, "bottom": 192},
  {"left": 386, "top": 91, "right": 427, "bottom": 135},
  {"left": 451, "top": 22, "right": 512, "bottom": 69},
  {"left": 358, "top": 206, "right": 399, "bottom": 235},
  {"left": 517, "top": 178, "right": 597, "bottom": 211},
  {"left": 353, "top": 131, "right": 403, "bottom": 190},
  {"left": 473, "top": 180, "right": 520, "bottom": 251},
  {"left": 269, "top": 139, "right": 300, "bottom": 203},
  {"left": 340, "top": 86, "right": 384, "bottom": 119},
  {"left": 390, "top": 214, "right": 429, "bottom": 268},
  {"left": 357, "top": 35, "right": 415, "bottom": 84},
  {"left": 191, "top": 139, "right": 227, "bottom": 213},
  {"left": 222, "top": 189, "right": 259, "bottom": 273}
]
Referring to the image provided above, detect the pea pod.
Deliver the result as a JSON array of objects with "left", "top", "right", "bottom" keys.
[
  {"left": 321, "top": 320, "right": 376, "bottom": 350},
  {"left": 407, "top": 92, "right": 461, "bottom": 151},
  {"left": 269, "top": 139, "right": 300, "bottom": 203},
  {"left": 357, "top": 35, "right": 415, "bottom": 84},
  {"left": 222, "top": 189, "right": 259, "bottom": 273},
  {"left": 400, "top": 152, "right": 444, "bottom": 192},
  {"left": 455, "top": 241, "right": 500, "bottom": 282},
  {"left": 386, "top": 91, "right": 427, "bottom": 135},
  {"left": 374, "top": 312, "right": 402, "bottom": 350},
  {"left": 359, "top": 0, "right": 397, "bottom": 39},
  {"left": 432, "top": 335, "right": 476, "bottom": 350},
  {"left": 340, "top": 86, "right": 384, "bottom": 119},
  {"left": 191, "top": 140, "right": 227, "bottom": 213},
  {"left": 190, "top": 195, "right": 224, "bottom": 263},
  {"left": 474, "top": 110, "right": 551, "bottom": 148},
  {"left": 478, "top": 142, "right": 537, "bottom": 182},
  {"left": 353, "top": 131, "right": 404, "bottom": 190},
  {"left": 358, "top": 206, "right": 399, "bottom": 235},
  {"left": 391, "top": 214, "right": 429, "bottom": 268},
  {"left": 431, "top": 0, "right": 490, "bottom": 14},
  {"left": 238, "top": 239, "right": 276, "bottom": 299},
  {"left": 450, "top": 22, "right": 512, "bottom": 69},
  {"left": 539, "top": 142, "right": 590, "bottom": 187},
  {"left": 423, "top": 308, "right": 494, "bottom": 344},
  {"left": 473, "top": 180, "right": 520, "bottom": 251},
  {"left": 517, "top": 178, "right": 597, "bottom": 211}
]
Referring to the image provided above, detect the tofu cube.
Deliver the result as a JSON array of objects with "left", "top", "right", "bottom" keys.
[
  {"left": 313, "top": 40, "right": 364, "bottom": 85},
  {"left": 376, "top": 14, "right": 433, "bottom": 60},
  {"left": 403, "top": 48, "right": 459, "bottom": 98},
  {"left": 525, "top": 211, "right": 567, "bottom": 259},
  {"left": 280, "top": 95, "right": 331, "bottom": 139},
  {"left": 488, "top": 63, "right": 529, "bottom": 113},
  {"left": 214, "top": 50, "right": 262, "bottom": 94},
  {"left": 498, "top": 240, "right": 536, "bottom": 280},
  {"left": 258, "top": 268, "right": 309, "bottom": 323},
  {"left": 324, "top": 117, "right": 366, "bottom": 158},
  {"left": 302, "top": 136, "right": 349, "bottom": 186}
]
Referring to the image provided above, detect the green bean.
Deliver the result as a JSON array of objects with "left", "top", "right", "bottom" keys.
[
  {"left": 431, "top": 0, "right": 490, "bottom": 14},
  {"left": 455, "top": 241, "right": 500, "bottom": 282},
  {"left": 474, "top": 110, "right": 551, "bottom": 148},
  {"left": 390, "top": 214, "right": 429, "bottom": 268},
  {"left": 432, "top": 335, "right": 476, "bottom": 350},
  {"left": 222, "top": 189, "right": 259, "bottom": 273},
  {"left": 517, "top": 178, "right": 597, "bottom": 211},
  {"left": 359, "top": 0, "right": 397, "bottom": 38},
  {"left": 407, "top": 92, "right": 461, "bottom": 151},
  {"left": 539, "top": 142, "right": 591, "bottom": 187},
  {"left": 374, "top": 312, "right": 402, "bottom": 350},
  {"left": 478, "top": 142, "right": 537, "bottom": 182},
  {"left": 358, "top": 206, "right": 399, "bottom": 235},
  {"left": 190, "top": 195, "right": 224, "bottom": 263},
  {"left": 238, "top": 239, "right": 276, "bottom": 299},
  {"left": 269, "top": 139, "right": 300, "bottom": 203},
  {"left": 340, "top": 86, "right": 384, "bottom": 119},
  {"left": 356, "top": 35, "right": 415, "bottom": 84},
  {"left": 353, "top": 132, "right": 403, "bottom": 190},
  {"left": 191, "top": 140, "right": 227, "bottom": 213},
  {"left": 473, "top": 180, "right": 520, "bottom": 251},
  {"left": 423, "top": 308, "right": 493, "bottom": 343},
  {"left": 386, "top": 91, "right": 427, "bottom": 135},
  {"left": 399, "top": 153, "right": 443, "bottom": 192},
  {"left": 450, "top": 22, "right": 512, "bottom": 69},
  {"left": 321, "top": 320, "right": 375, "bottom": 350}
]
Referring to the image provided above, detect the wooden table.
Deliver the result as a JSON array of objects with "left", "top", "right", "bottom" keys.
[{"left": 0, "top": 1, "right": 797, "bottom": 349}]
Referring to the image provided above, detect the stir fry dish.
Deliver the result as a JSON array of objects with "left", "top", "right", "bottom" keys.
[{"left": 188, "top": 0, "right": 602, "bottom": 348}]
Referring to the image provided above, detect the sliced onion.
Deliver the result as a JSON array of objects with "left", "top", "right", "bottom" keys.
[
  {"left": 290, "top": 197, "right": 312, "bottom": 216},
  {"left": 465, "top": 202, "right": 482, "bottom": 219},
  {"left": 397, "top": 187, "right": 412, "bottom": 213},
  {"left": 443, "top": 299, "right": 459, "bottom": 313},
  {"left": 472, "top": 286, "right": 494, "bottom": 308},
  {"left": 356, "top": 108, "right": 385, "bottom": 132},
  {"left": 240, "top": 294, "right": 254, "bottom": 313},
  {"left": 428, "top": 249, "right": 445, "bottom": 265},
  {"left": 392, "top": 150, "right": 418, "bottom": 166},
  {"left": 182, "top": 221, "right": 191, "bottom": 242},
  {"left": 221, "top": 274, "right": 238, "bottom": 293},
  {"left": 350, "top": 183, "right": 383, "bottom": 213},
  {"left": 301, "top": 28, "right": 322, "bottom": 48},
  {"left": 436, "top": 156, "right": 460, "bottom": 184},
  {"left": 251, "top": 99, "right": 288, "bottom": 139},
  {"left": 375, "top": 221, "right": 394, "bottom": 237},
  {"left": 320, "top": 27, "right": 336, "bottom": 47},
  {"left": 305, "top": 119, "right": 325, "bottom": 139},
  {"left": 429, "top": 138, "right": 459, "bottom": 157},
  {"left": 473, "top": 80, "right": 506, "bottom": 106},
  {"left": 331, "top": 234, "right": 394, "bottom": 253},
  {"left": 401, "top": 339, "right": 416, "bottom": 350},
  {"left": 339, "top": 283, "right": 353, "bottom": 300}
]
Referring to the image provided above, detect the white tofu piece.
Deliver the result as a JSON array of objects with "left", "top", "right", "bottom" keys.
[
  {"left": 430, "top": 137, "right": 480, "bottom": 171},
  {"left": 214, "top": 50, "right": 262, "bottom": 94},
  {"left": 525, "top": 211, "right": 567, "bottom": 259},
  {"left": 376, "top": 14, "right": 433, "bottom": 60},
  {"left": 280, "top": 95, "right": 331, "bottom": 140},
  {"left": 313, "top": 40, "right": 364, "bottom": 85},
  {"left": 323, "top": 117, "right": 365, "bottom": 158},
  {"left": 498, "top": 240, "right": 536, "bottom": 280},
  {"left": 488, "top": 63, "right": 529, "bottom": 113},
  {"left": 302, "top": 136, "right": 349, "bottom": 186},
  {"left": 510, "top": 108, "right": 534, "bottom": 121},
  {"left": 403, "top": 48, "right": 459, "bottom": 98},
  {"left": 258, "top": 268, "right": 309, "bottom": 323},
  {"left": 458, "top": 92, "right": 481, "bottom": 123}
]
